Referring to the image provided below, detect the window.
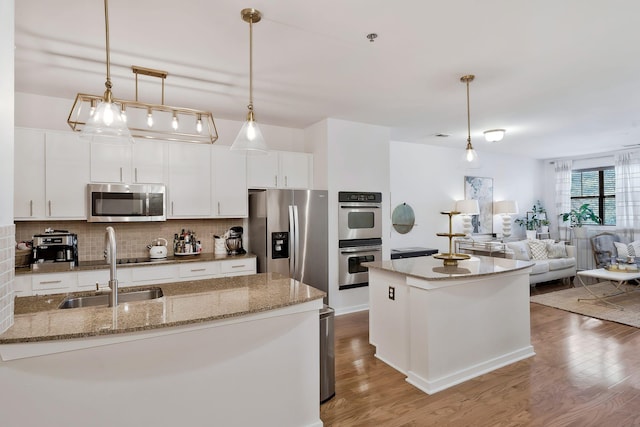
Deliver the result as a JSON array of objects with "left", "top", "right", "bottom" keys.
[{"left": 570, "top": 167, "right": 615, "bottom": 225}]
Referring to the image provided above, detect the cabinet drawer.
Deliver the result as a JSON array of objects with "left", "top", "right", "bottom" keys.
[
  {"left": 219, "top": 258, "right": 256, "bottom": 276},
  {"left": 179, "top": 262, "right": 221, "bottom": 279},
  {"left": 13, "top": 275, "right": 33, "bottom": 297},
  {"left": 130, "top": 265, "right": 178, "bottom": 284},
  {"left": 32, "top": 272, "right": 77, "bottom": 294},
  {"left": 77, "top": 269, "right": 133, "bottom": 290}
]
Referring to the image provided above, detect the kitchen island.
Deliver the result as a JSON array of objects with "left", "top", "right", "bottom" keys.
[
  {"left": 366, "top": 255, "right": 534, "bottom": 395},
  {"left": 0, "top": 273, "right": 324, "bottom": 427}
]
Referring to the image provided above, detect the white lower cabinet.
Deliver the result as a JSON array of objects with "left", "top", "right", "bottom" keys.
[
  {"left": 32, "top": 272, "right": 78, "bottom": 295},
  {"left": 219, "top": 258, "right": 256, "bottom": 276},
  {"left": 17, "top": 259, "right": 257, "bottom": 297}
]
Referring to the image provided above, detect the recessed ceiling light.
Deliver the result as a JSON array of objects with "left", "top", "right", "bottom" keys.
[
  {"left": 435, "top": 133, "right": 450, "bottom": 137},
  {"left": 366, "top": 33, "right": 378, "bottom": 42}
]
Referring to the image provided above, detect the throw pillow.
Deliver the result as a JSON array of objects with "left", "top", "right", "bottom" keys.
[
  {"left": 506, "top": 241, "right": 531, "bottom": 261},
  {"left": 614, "top": 241, "right": 640, "bottom": 259},
  {"left": 528, "top": 239, "right": 548, "bottom": 260},
  {"left": 546, "top": 242, "right": 568, "bottom": 259}
]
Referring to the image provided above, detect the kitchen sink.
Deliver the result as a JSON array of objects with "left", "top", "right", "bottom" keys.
[{"left": 58, "top": 288, "right": 164, "bottom": 309}]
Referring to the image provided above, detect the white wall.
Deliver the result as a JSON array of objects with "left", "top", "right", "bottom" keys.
[
  {"left": 0, "top": 0, "right": 15, "bottom": 334},
  {"left": 389, "top": 141, "right": 543, "bottom": 252}
]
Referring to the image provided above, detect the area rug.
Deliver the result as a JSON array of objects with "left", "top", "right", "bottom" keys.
[{"left": 530, "top": 282, "right": 640, "bottom": 328}]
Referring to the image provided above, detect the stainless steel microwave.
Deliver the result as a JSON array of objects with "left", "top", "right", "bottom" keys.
[{"left": 87, "top": 183, "right": 166, "bottom": 222}]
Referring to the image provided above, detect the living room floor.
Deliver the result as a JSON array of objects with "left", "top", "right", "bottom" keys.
[{"left": 320, "top": 280, "right": 640, "bottom": 426}]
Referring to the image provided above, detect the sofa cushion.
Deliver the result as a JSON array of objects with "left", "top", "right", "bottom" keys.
[
  {"left": 548, "top": 257, "right": 576, "bottom": 271},
  {"left": 614, "top": 241, "right": 640, "bottom": 258},
  {"left": 507, "top": 241, "right": 531, "bottom": 261},
  {"left": 530, "top": 260, "right": 550, "bottom": 274},
  {"left": 546, "top": 242, "right": 568, "bottom": 259},
  {"left": 528, "top": 239, "right": 548, "bottom": 260}
]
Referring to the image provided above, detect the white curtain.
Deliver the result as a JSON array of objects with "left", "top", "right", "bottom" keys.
[
  {"left": 615, "top": 152, "right": 640, "bottom": 241},
  {"left": 554, "top": 160, "right": 572, "bottom": 241}
]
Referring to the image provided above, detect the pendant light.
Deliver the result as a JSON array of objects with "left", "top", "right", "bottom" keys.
[
  {"left": 460, "top": 75, "right": 479, "bottom": 167},
  {"left": 79, "top": 0, "right": 133, "bottom": 144},
  {"left": 231, "top": 8, "right": 268, "bottom": 153}
]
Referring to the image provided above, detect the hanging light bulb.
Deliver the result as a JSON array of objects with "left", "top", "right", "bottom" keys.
[
  {"left": 120, "top": 104, "right": 127, "bottom": 123},
  {"left": 196, "top": 114, "right": 203, "bottom": 134},
  {"left": 79, "top": 0, "right": 132, "bottom": 144},
  {"left": 89, "top": 99, "right": 97, "bottom": 117},
  {"left": 147, "top": 108, "right": 154, "bottom": 128},
  {"left": 460, "top": 75, "right": 480, "bottom": 168},
  {"left": 171, "top": 112, "right": 179, "bottom": 130},
  {"left": 231, "top": 8, "right": 268, "bottom": 153}
]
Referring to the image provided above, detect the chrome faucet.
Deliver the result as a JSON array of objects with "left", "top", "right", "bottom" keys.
[{"left": 105, "top": 226, "right": 118, "bottom": 307}]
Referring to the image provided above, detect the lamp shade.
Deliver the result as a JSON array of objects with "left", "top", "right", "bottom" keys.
[
  {"left": 231, "top": 117, "right": 267, "bottom": 152},
  {"left": 455, "top": 199, "right": 480, "bottom": 215},
  {"left": 494, "top": 200, "right": 519, "bottom": 215}
]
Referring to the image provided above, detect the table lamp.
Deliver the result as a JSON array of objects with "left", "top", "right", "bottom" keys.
[
  {"left": 455, "top": 199, "right": 480, "bottom": 237},
  {"left": 494, "top": 200, "right": 519, "bottom": 238}
]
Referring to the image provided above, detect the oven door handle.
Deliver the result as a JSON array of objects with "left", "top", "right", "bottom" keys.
[
  {"left": 340, "top": 247, "right": 381, "bottom": 254},
  {"left": 340, "top": 205, "right": 380, "bottom": 209}
]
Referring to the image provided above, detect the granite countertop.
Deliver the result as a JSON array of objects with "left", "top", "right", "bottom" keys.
[
  {"left": 364, "top": 255, "right": 533, "bottom": 281},
  {"left": 16, "top": 252, "right": 256, "bottom": 275},
  {"left": 0, "top": 272, "right": 325, "bottom": 344}
]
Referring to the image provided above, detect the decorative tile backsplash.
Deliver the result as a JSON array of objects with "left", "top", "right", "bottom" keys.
[
  {"left": 0, "top": 224, "right": 15, "bottom": 334},
  {"left": 15, "top": 219, "right": 244, "bottom": 262}
]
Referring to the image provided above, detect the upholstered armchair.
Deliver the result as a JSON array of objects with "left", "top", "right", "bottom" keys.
[{"left": 590, "top": 232, "right": 621, "bottom": 268}]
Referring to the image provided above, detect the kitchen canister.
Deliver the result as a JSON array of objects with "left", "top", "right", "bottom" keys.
[{"left": 214, "top": 236, "right": 227, "bottom": 255}]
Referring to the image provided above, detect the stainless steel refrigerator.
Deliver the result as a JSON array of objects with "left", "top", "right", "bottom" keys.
[
  {"left": 248, "top": 188, "right": 334, "bottom": 402},
  {"left": 248, "top": 189, "right": 329, "bottom": 300}
]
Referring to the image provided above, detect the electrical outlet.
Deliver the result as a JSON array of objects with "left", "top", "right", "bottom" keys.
[{"left": 388, "top": 286, "right": 395, "bottom": 300}]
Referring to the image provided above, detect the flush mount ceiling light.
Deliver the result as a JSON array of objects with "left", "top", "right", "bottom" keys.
[
  {"left": 484, "top": 129, "right": 506, "bottom": 142},
  {"left": 231, "top": 8, "right": 268, "bottom": 153},
  {"left": 68, "top": 1, "right": 217, "bottom": 144}
]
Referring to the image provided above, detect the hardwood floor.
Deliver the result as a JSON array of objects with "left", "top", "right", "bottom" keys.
[{"left": 320, "top": 281, "right": 640, "bottom": 426}]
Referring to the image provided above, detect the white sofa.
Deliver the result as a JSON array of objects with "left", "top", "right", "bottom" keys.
[{"left": 505, "top": 239, "right": 577, "bottom": 286}]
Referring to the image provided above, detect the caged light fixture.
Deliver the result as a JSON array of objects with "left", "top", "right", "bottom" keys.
[
  {"left": 460, "top": 75, "right": 480, "bottom": 167},
  {"left": 231, "top": 8, "right": 268, "bottom": 153},
  {"left": 68, "top": 1, "right": 218, "bottom": 144}
]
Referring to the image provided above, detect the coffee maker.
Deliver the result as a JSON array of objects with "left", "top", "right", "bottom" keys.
[
  {"left": 225, "top": 226, "right": 246, "bottom": 255},
  {"left": 32, "top": 231, "right": 79, "bottom": 271}
]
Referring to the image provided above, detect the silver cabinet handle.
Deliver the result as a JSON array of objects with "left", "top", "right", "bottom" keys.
[
  {"left": 30, "top": 200, "right": 33, "bottom": 217},
  {"left": 231, "top": 264, "right": 246, "bottom": 269},
  {"left": 217, "top": 202, "right": 221, "bottom": 215},
  {"left": 171, "top": 201, "right": 174, "bottom": 215},
  {"left": 120, "top": 167, "right": 123, "bottom": 182},
  {"left": 275, "top": 175, "right": 278, "bottom": 187},
  {"left": 48, "top": 200, "right": 52, "bottom": 216},
  {"left": 135, "top": 167, "right": 138, "bottom": 183},
  {"left": 285, "top": 176, "right": 288, "bottom": 187},
  {"left": 39, "top": 280, "right": 62, "bottom": 285},
  {"left": 191, "top": 268, "right": 206, "bottom": 272}
]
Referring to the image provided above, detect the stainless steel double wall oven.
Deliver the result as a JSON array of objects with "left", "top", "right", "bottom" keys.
[{"left": 338, "top": 191, "right": 382, "bottom": 290}]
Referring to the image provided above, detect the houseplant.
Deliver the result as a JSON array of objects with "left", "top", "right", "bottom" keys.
[
  {"left": 514, "top": 200, "right": 548, "bottom": 238},
  {"left": 560, "top": 203, "right": 601, "bottom": 239}
]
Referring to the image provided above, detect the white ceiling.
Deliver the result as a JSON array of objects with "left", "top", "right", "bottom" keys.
[{"left": 14, "top": 0, "right": 640, "bottom": 159}]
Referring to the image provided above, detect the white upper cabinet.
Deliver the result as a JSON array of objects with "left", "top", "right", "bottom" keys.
[
  {"left": 167, "top": 142, "right": 211, "bottom": 218},
  {"left": 90, "top": 139, "right": 166, "bottom": 184},
  {"left": 14, "top": 128, "right": 46, "bottom": 219},
  {"left": 211, "top": 146, "right": 248, "bottom": 217},
  {"left": 247, "top": 151, "right": 312, "bottom": 189},
  {"left": 132, "top": 139, "right": 166, "bottom": 183},
  {"left": 44, "top": 131, "right": 90, "bottom": 219}
]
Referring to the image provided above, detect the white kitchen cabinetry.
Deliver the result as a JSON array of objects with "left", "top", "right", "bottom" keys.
[
  {"left": 168, "top": 143, "right": 212, "bottom": 218},
  {"left": 14, "top": 128, "right": 46, "bottom": 219},
  {"left": 90, "top": 139, "right": 166, "bottom": 184},
  {"left": 130, "top": 264, "right": 179, "bottom": 285},
  {"left": 45, "top": 131, "right": 90, "bottom": 219},
  {"left": 13, "top": 275, "right": 32, "bottom": 297},
  {"left": 211, "top": 146, "right": 247, "bottom": 217},
  {"left": 219, "top": 258, "right": 256, "bottom": 276},
  {"left": 247, "top": 150, "right": 312, "bottom": 189},
  {"left": 178, "top": 261, "right": 221, "bottom": 279},
  {"left": 32, "top": 272, "right": 78, "bottom": 295}
]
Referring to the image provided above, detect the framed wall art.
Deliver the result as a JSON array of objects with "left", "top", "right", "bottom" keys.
[{"left": 464, "top": 176, "right": 493, "bottom": 234}]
